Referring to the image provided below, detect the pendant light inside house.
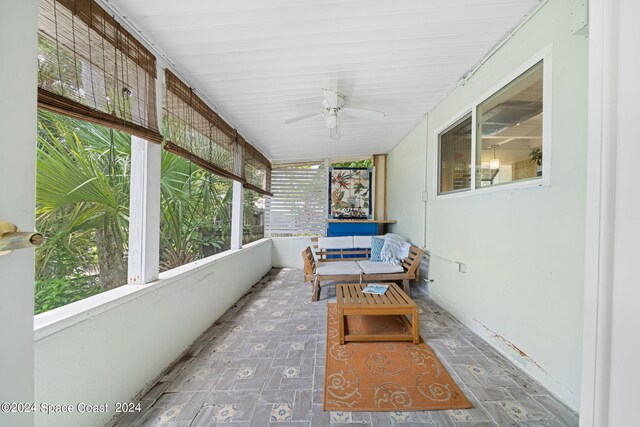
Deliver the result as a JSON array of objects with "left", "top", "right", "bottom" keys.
[{"left": 489, "top": 145, "right": 500, "bottom": 169}]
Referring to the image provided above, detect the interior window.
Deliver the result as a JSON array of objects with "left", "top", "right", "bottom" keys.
[
  {"left": 438, "top": 115, "right": 472, "bottom": 194},
  {"left": 475, "top": 61, "right": 543, "bottom": 188}
]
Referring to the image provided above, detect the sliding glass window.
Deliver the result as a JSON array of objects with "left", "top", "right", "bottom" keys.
[
  {"left": 475, "top": 61, "right": 544, "bottom": 188},
  {"left": 438, "top": 115, "right": 472, "bottom": 195},
  {"left": 437, "top": 58, "right": 546, "bottom": 197}
]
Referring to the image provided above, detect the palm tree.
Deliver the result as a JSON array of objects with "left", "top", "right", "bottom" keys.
[
  {"left": 36, "top": 111, "right": 247, "bottom": 305},
  {"left": 159, "top": 152, "right": 233, "bottom": 270},
  {"left": 37, "top": 111, "right": 131, "bottom": 290}
]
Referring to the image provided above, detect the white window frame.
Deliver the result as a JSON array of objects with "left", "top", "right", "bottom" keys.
[{"left": 434, "top": 45, "right": 553, "bottom": 200}]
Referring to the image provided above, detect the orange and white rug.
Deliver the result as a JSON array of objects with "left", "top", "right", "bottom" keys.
[{"left": 323, "top": 303, "right": 472, "bottom": 411}]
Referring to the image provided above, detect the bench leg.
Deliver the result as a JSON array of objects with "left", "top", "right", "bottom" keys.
[
  {"left": 402, "top": 279, "right": 410, "bottom": 295},
  {"left": 412, "top": 308, "right": 420, "bottom": 344},
  {"left": 312, "top": 278, "right": 321, "bottom": 302},
  {"left": 338, "top": 307, "right": 345, "bottom": 345}
]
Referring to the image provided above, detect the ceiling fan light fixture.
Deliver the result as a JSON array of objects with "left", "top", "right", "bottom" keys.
[
  {"left": 325, "top": 110, "right": 338, "bottom": 129},
  {"left": 329, "top": 126, "right": 341, "bottom": 141},
  {"left": 283, "top": 89, "right": 383, "bottom": 141}
]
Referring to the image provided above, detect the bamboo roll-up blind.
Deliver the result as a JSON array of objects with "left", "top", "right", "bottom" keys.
[
  {"left": 244, "top": 142, "right": 273, "bottom": 196},
  {"left": 163, "top": 70, "right": 245, "bottom": 183},
  {"left": 37, "top": 0, "right": 162, "bottom": 143}
]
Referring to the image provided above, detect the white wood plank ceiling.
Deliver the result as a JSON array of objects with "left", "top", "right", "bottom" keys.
[{"left": 106, "top": 0, "right": 540, "bottom": 163}]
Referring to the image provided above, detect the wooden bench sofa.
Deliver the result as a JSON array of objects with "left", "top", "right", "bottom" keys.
[{"left": 302, "top": 236, "right": 423, "bottom": 302}]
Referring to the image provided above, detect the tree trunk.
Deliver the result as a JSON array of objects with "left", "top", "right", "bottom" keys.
[{"left": 96, "top": 223, "right": 127, "bottom": 290}]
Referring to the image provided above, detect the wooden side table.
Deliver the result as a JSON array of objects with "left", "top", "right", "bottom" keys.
[{"left": 336, "top": 283, "right": 420, "bottom": 345}]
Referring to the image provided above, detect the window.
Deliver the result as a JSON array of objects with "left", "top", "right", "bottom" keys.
[
  {"left": 438, "top": 115, "right": 472, "bottom": 194},
  {"left": 159, "top": 152, "right": 232, "bottom": 272},
  {"left": 476, "top": 61, "right": 543, "bottom": 188},
  {"left": 35, "top": 110, "right": 131, "bottom": 313},
  {"left": 437, "top": 59, "right": 546, "bottom": 196},
  {"left": 243, "top": 189, "right": 265, "bottom": 244}
]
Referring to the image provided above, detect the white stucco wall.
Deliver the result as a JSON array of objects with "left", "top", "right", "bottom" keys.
[
  {"left": 387, "top": 0, "right": 587, "bottom": 410},
  {"left": 34, "top": 239, "right": 272, "bottom": 427},
  {"left": 387, "top": 121, "right": 428, "bottom": 248},
  {"left": 0, "top": 2, "right": 38, "bottom": 427},
  {"left": 593, "top": 0, "right": 640, "bottom": 424}
]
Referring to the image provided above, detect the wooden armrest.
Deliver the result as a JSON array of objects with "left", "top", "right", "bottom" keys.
[{"left": 402, "top": 245, "right": 423, "bottom": 274}]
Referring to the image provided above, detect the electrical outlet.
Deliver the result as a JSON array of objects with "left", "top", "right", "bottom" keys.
[{"left": 458, "top": 263, "right": 467, "bottom": 273}]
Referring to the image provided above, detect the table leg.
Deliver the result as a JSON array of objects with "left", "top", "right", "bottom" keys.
[
  {"left": 338, "top": 308, "right": 345, "bottom": 345},
  {"left": 412, "top": 308, "right": 420, "bottom": 344},
  {"left": 402, "top": 279, "right": 410, "bottom": 295}
]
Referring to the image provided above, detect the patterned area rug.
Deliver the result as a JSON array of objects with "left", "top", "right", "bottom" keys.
[{"left": 323, "top": 303, "right": 472, "bottom": 411}]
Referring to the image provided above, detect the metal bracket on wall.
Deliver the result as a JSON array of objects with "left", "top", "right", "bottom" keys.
[
  {"left": 570, "top": 0, "right": 588, "bottom": 36},
  {"left": 0, "top": 221, "right": 44, "bottom": 256}
]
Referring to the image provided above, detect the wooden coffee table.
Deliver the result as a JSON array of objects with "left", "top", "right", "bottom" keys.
[{"left": 336, "top": 283, "right": 420, "bottom": 345}]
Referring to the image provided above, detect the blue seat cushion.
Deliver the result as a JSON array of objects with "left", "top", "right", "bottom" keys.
[{"left": 370, "top": 236, "right": 385, "bottom": 262}]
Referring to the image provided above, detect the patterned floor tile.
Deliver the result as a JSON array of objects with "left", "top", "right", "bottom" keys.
[
  {"left": 213, "top": 404, "right": 238, "bottom": 422},
  {"left": 282, "top": 366, "right": 300, "bottom": 378},
  {"left": 115, "top": 268, "right": 579, "bottom": 427},
  {"left": 330, "top": 411, "right": 352, "bottom": 423},
  {"left": 389, "top": 411, "right": 413, "bottom": 422},
  {"left": 290, "top": 342, "right": 305, "bottom": 351},
  {"left": 271, "top": 403, "right": 294, "bottom": 422},
  {"left": 235, "top": 367, "right": 255, "bottom": 379}
]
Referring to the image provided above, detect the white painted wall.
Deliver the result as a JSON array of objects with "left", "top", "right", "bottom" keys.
[
  {"left": 34, "top": 239, "right": 272, "bottom": 427},
  {"left": 387, "top": 0, "right": 586, "bottom": 409},
  {"left": 579, "top": 0, "right": 640, "bottom": 425},
  {"left": 0, "top": 1, "right": 38, "bottom": 426},
  {"left": 271, "top": 236, "right": 314, "bottom": 269},
  {"left": 604, "top": 0, "right": 640, "bottom": 420},
  {"left": 387, "top": 121, "right": 427, "bottom": 247}
]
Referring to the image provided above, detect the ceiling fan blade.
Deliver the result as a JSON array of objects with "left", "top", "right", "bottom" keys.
[
  {"left": 341, "top": 107, "right": 385, "bottom": 121},
  {"left": 323, "top": 89, "right": 339, "bottom": 108},
  {"left": 284, "top": 111, "right": 322, "bottom": 124}
]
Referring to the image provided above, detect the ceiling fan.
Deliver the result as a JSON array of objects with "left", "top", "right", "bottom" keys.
[{"left": 284, "top": 89, "right": 385, "bottom": 141}]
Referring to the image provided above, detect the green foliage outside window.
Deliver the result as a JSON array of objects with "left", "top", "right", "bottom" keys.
[
  {"left": 331, "top": 159, "right": 373, "bottom": 168},
  {"left": 35, "top": 111, "right": 262, "bottom": 314}
]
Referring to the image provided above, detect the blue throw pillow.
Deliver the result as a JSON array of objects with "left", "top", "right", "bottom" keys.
[{"left": 370, "top": 236, "right": 385, "bottom": 262}]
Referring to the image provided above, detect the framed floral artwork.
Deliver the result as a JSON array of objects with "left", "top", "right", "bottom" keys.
[{"left": 328, "top": 167, "right": 372, "bottom": 219}]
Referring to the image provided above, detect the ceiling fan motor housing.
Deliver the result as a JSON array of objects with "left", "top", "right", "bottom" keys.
[{"left": 321, "top": 92, "right": 345, "bottom": 110}]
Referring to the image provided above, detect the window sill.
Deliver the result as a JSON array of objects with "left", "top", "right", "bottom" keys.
[
  {"left": 435, "top": 177, "right": 548, "bottom": 201},
  {"left": 34, "top": 238, "right": 271, "bottom": 341}
]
